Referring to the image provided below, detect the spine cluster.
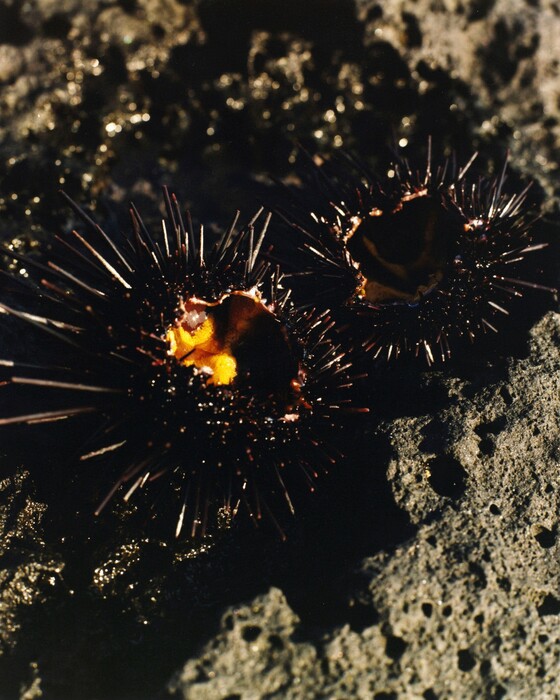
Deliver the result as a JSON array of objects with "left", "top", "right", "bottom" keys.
[{"left": 0, "top": 145, "right": 553, "bottom": 537}]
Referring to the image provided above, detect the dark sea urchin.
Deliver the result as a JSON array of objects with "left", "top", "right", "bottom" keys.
[
  {"left": 0, "top": 191, "right": 361, "bottom": 538},
  {"left": 279, "top": 147, "right": 553, "bottom": 364}
]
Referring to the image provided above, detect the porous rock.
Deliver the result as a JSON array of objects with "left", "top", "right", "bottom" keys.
[
  {"left": 168, "top": 313, "right": 560, "bottom": 699},
  {"left": 357, "top": 0, "right": 560, "bottom": 208}
]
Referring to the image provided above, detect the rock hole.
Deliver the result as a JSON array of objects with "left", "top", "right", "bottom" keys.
[
  {"left": 469, "top": 562, "right": 487, "bottom": 589},
  {"left": 475, "top": 416, "right": 507, "bottom": 436},
  {"left": 152, "top": 24, "right": 165, "bottom": 40},
  {"left": 241, "top": 625, "right": 262, "bottom": 642},
  {"left": 478, "top": 437, "right": 495, "bottom": 456},
  {"left": 457, "top": 648, "right": 476, "bottom": 672},
  {"left": 401, "top": 12, "right": 422, "bottom": 48},
  {"left": 480, "top": 659, "right": 491, "bottom": 677},
  {"left": 489, "top": 503, "right": 501, "bottom": 515},
  {"left": 497, "top": 577, "right": 511, "bottom": 592},
  {"left": 483, "top": 19, "right": 521, "bottom": 86},
  {"left": 366, "top": 5, "right": 384, "bottom": 21},
  {"left": 421, "top": 602, "right": 433, "bottom": 618},
  {"left": 427, "top": 455, "right": 467, "bottom": 499},
  {"left": 442, "top": 605, "right": 452, "bottom": 617},
  {"left": 533, "top": 524, "right": 556, "bottom": 548},
  {"left": 499, "top": 386, "right": 513, "bottom": 405},
  {"left": 385, "top": 634, "right": 407, "bottom": 661},
  {"left": 537, "top": 594, "right": 560, "bottom": 617},
  {"left": 423, "top": 690, "right": 438, "bottom": 700}
]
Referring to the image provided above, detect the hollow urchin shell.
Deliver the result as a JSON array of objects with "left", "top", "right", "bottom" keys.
[
  {"left": 278, "top": 146, "right": 553, "bottom": 364},
  {"left": 0, "top": 190, "right": 362, "bottom": 538}
]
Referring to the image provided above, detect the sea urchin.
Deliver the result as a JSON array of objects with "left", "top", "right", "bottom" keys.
[
  {"left": 0, "top": 190, "right": 360, "bottom": 538},
  {"left": 279, "top": 146, "right": 553, "bottom": 363}
]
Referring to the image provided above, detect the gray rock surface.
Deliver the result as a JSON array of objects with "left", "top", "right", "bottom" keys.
[
  {"left": 168, "top": 313, "right": 560, "bottom": 699},
  {"left": 358, "top": 0, "right": 560, "bottom": 209}
]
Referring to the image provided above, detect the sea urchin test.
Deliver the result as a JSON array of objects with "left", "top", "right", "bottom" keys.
[
  {"left": 0, "top": 190, "right": 360, "bottom": 538},
  {"left": 280, "top": 147, "right": 553, "bottom": 364}
]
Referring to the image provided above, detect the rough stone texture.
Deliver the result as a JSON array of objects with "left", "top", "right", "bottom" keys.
[
  {"left": 168, "top": 588, "right": 322, "bottom": 699},
  {"left": 358, "top": 0, "right": 560, "bottom": 208},
  {"left": 0, "top": 0, "right": 559, "bottom": 698},
  {"left": 0, "top": 470, "right": 64, "bottom": 697},
  {"left": 0, "top": 470, "right": 57, "bottom": 653},
  {"left": 168, "top": 313, "right": 560, "bottom": 699}
]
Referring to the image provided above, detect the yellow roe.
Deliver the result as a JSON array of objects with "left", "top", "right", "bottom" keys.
[{"left": 166, "top": 314, "right": 237, "bottom": 386}]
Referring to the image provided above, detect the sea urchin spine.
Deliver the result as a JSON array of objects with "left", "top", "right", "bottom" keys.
[
  {"left": 278, "top": 146, "right": 554, "bottom": 364},
  {"left": 0, "top": 190, "right": 363, "bottom": 538}
]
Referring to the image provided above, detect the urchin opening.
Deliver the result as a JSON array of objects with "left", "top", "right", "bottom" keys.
[
  {"left": 345, "top": 191, "right": 463, "bottom": 304},
  {"left": 166, "top": 291, "right": 303, "bottom": 407}
]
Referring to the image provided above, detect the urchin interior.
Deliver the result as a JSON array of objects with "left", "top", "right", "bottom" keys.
[
  {"left": 346, "top": 191, "right": 462, "bottom": 304},
  {"left": 166, "top": 292, "right": 302, "bottom": 403}
]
